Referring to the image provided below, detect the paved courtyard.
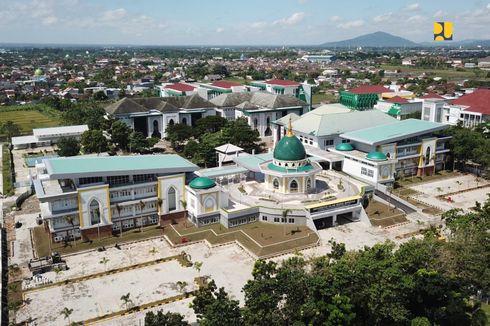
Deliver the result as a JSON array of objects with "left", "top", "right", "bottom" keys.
[{"left": 409, "top": 174, "right": 490, "bottom": 212}]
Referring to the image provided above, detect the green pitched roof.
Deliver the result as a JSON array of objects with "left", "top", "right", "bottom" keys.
[
  {"left": 387, "top": 105, "right": 401, "bottom": 116},
  {"left": 189, "top": 177, "right": 216, "bottom": 189},
  {"left": 341, "top": 119, "right": 448, "bottom": 146},
  {"left": 273, "top": 135, "right": 306, "bottom": 161}
]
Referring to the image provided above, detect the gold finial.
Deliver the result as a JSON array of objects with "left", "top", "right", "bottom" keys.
[{"left": 287, "top": 115, "right": 294, "bottom": 137}]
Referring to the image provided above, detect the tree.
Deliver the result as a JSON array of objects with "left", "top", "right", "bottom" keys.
[
  {"left": 176, "top": 280, "right": 188, "bottom": 294},
  {"left": 194, "top": 116, "right": 228, "bottom": 137},
  {"left": 64, "top": 215, "right": 77, "bottom": 247},
  {"left": 138, "top": 200, "right": 146, "bottom": 232},
  {"left": 93, "top": 91, "right": 108, "bottom": 101},
  {"left": 80, "top": 130, "right": 108, "bottom": 153},
  {"left": 191, "top": 280, "right": 242, "bottom": 326},
  {"left": 221, "top": 117, "right": 265, "bottom": 154},
  {"left": 57, "top": 137, "right": 81, "bottom": 157},
  {"left": 60, "top": 307, "right": 74, "bottom": 325},
  {"left": 0, "top": 120, "right": 20, "bottom": 142},
  {"left": 99, "top": 257, "right": 109, "bottom": 271},
  {"left": 129, "top": 131, "right": 149, "bottom": 153},
  {"left": 110, "top": 120, "right": 131, "bottom": 150},
  {"left": 145, "top": 311, "right": 190, "bottom": 326},
  {"left": 120, "top": 293, "right": 131, "bottom": 309},
  {"left": 165, "top": 123, "right": 193, "bottom": 151},
  {"left": 193, "top": 261, "right": 202, "bottom": 276}
]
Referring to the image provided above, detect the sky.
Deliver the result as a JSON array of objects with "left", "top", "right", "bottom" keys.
[{"left": 0, "top": 0, "right": 489, "bottom": 45}]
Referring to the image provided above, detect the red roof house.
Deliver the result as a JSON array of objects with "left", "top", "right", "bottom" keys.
[
  {"left": 347, "top": 85, "right": 389, "bottom": 94},
  {"left": 450, "top": 88, "right": 490, "bottom": 115}
]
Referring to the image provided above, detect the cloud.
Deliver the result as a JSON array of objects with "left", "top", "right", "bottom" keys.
[
  {"left": 407, "top": 15, "right": 425, "bottom": 23},
  {"left": 433, "top": 10, "right": 445, "bottom": 19},
  {"left": 99, "top": 8, "right": 128, "bottom": 23},
  {"left": 329, "top": 16, "right": 341, "bottom": 22},
  {"left": 42, "top": 15, "right": 58, "bottom": 25},
  {"left": 272, "top": 12, "right": 305, "bottom": 26},
  {"left": 405, "top": 3, "right": 420, "bottom": 11},
  {"left": 250, "top": 21, "right": 267, "bottom": 29},
  {"left": 373, "top": 13, "right": 392, "bottom": 23},
  {"left": 216, "top": 27, "right": 224, "bottom": 33},
  {"left": 337, "top": 19, "right": 364, "bottom": 29}
]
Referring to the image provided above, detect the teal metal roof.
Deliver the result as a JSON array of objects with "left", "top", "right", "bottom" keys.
[
  {"left": 234, "top": 153, "right": 273, "bottom": 172},
  {"left": 341, "top": 119, "right": 448, "bottom": 146},
  {"left": 44, "top": 154, "right": 198, "bottom": 179},
  {"left": 198, "top": 165, "right": 248, "bottom": 178},
  {"left": 387, "top": 105, "right": 401, "bottom": 116},
  {"left": 189, "top": 177, "right": 216, "bottom": 189}
]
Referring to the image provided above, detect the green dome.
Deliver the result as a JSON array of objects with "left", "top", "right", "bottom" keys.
[
  {"left": 366, "top": 151, "right": 387, "bottom": 161},
  {"left": 34, "top": 68, "right": 44, "bottom": 76},
  {"left": 189, "top": 177, "right": 216, "bottom": 189},
  {"left": 273, "top": 135, "right": 306, "bottom": 161},
  {"left": 335, "top": 143, "right": 353, "bottom": 151}
]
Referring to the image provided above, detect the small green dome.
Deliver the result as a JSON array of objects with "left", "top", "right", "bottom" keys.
[
  {"left": 366, "top": 151, "right": 387, "bottom": 161},
  {"left": 34, "top": 68, "right": 44, "bottom": 76},
  {"left": 273, "top": 135, "right": 306, "bottom": 161},
  {"left": 335, "top": 143, "right": 353, "bottom": 151},
  {"left": 189, "top": 177, "right": 216, "bottom": 189}
]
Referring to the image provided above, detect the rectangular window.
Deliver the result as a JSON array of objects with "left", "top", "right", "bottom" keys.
[
  {"left": 107, "top": 175, "right": 130, "bottom": 186},
  {"left": 361, "top": 167, "right": 374, "bottom": 178},
  {"left": 79, "top": 176, "right": 103, "bottom": 186},
  {"left": 288, "top": 218, "right": 294, "bottom": 223},
  {"left": 324, "top": 139, "right": 334, "bottom": 146},
  {"left": 262, "top": 216, "right": 268, "bottom": 221},
  {"left": 133, "top": 174, "right": 156, "bottom": 183},
  {"left": 274, "top": 217, "right": 280, "bottom": 222}
]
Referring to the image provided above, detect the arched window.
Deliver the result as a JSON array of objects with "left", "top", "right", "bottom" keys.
[
  {"left": 168, "top": 187, "right": 177, "bottom": 211},
  {"left": 89, "top": 199, "right": 101, "bottom": 225},
  {"left": 273, "top": 178, "right": 279, "bottom": 190},
  {"left": 266, "top": 117, "right": 270, "bottom": 127},
  {"left": 425, "top": 147, "right": 431, "bottom": 165},
  {"left": 152, "top": 120, "right": 161, "bottom": 138},
  {"left": 306, "top": 178, "right": 312, "bottom": 191},
  {"left": 253, "top": 118, "right": 258, "bottom": 130},
  {"left": 168, "top": 119, "right": 175, "bottom": 126},
  {"left": 182, "top": 117, "right": 187, "bottom": 125},
  {"left": 290, "top": 180, "right": 298, "bottom": 193}
]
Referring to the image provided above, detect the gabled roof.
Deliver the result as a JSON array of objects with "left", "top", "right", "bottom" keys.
[
  {"left": 210, "top": 92, "right": 307, "bottom": 110},
  {"left": 209, "top": 80, "right": 242, "bottom": 89},
  {"left": 164, "top": 83, "right": 195, "bottom": 92},
  {"left": 105, "top": 95, "right": 215, "bottom": 115},
  {"left": 386, "top": 96, "right": 409, "bottom": 104},
  {"left": 264, "top": 79, "right": 300, "bottom": 86},
  {"left": 105, "top": 98, "right": 148, "bottom": 114},
  {"left": 286, "top": 109, "right": 397, "bottom": 137},
  {"left": 450, "top": 88, "right": 490, "bottom": 115},
  {"left": 347, "top": 85, "right": 389, "bottom": 94},
  {"left": 420, "top": 92, "right": 444, "bottom": 100}
]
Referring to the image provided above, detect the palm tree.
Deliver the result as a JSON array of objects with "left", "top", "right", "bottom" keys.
[
  {"left": 282, "top": 209, "right": 292, "bottom": 236},
  {"left": 60, "top": 307, "right": 74, "bottom": 325},
  {"left": 156, "top": 198, "right": 163, "bottom": 214},
  {"left": 193, "top": 261, "right": 203, "bottom": 276},
  {"left": 64, "top": 216, "right": 77, "bottom": 247},
  {"left": 138, "top": 200, "right": 146, "bottom": 232},
  {"left": 53, "top": 266, "right": 63, "bottom": 282},
  {"left": 149, "top": 247, "right": 158, "bottom": 256},
  {"left": 120, "top": 293, "right": 131, "bottom": 309},
  {"left": 176, "top": 280, "right": 188, "bottom": 294},
  {"left": 99, "top": 257, "right": 109, "bottom": 271}
]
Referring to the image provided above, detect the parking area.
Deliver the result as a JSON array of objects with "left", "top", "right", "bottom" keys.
[{"left": 409, "top": 174, "right": 490, "bottom": 212}]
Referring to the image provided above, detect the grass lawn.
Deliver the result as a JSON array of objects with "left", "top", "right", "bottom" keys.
[
  {"left": 482, "top": 303, "right": 490, "bottom": 322},
  {"left": 312, "top": 93, "right": 337, "bottom": 104},
  {"left": 2, "top": 144, "right": 14, "bottom": 195},
  {"left": 366, "top": 200, "right": 408, "bottom": 228},
  {"left": 0, "top": 106, "right": 61, "bottom": 137},
  {"left": 32, "top": 225, "right": 165, "bottom": 257},
  {"left": 379, "top": 64, "right": 485, "bottom": 80},
  {"left": 164, "top": 221, "right": 319, "bottom": 257}
]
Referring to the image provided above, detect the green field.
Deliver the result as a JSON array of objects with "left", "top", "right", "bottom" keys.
[
  {"left": 380, "top": 64, "right": 488, "bottom": 80},
  {"left": 2, "top": 144, "right": 14, "bottom": 195},
  {"left": 312, "top": 93, "right": 337, "bottom": 104},
  {"left": 0, "top": 106, "right": 61, "bottom": 136}
]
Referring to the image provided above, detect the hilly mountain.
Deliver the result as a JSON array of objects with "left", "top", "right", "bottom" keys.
[{"left": 321, "top": 31, "right": 418, "bottom": 48}]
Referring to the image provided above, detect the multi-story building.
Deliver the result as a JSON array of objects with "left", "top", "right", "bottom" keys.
[
  {"left": 210, "top": 92, "right": 309, "bottom": 137},
  {"left": 105, "top": 95, "right": 217, "bottom": 138},
  {"left": 157, "top": 83, "right": 197, "bottom": 97},
  {"left": 374, "top": 96, "right": 422, "bottom": 120},
  {"left": 33, "top": 154, "right": 199, "bottom": 242},
  {"left": 421, "top": 89, "right": 490, "bottom": 127},
  {"left": 12, "top": 125, "right": 88, "bottom": 149}
]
